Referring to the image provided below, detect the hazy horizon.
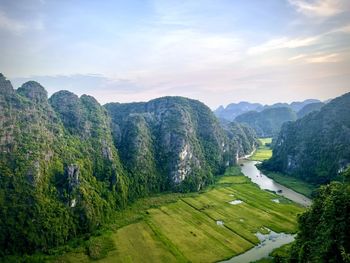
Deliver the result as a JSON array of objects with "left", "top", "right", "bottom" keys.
[{"left": 1, "top": 0, "right": 350, "bottom": 108}]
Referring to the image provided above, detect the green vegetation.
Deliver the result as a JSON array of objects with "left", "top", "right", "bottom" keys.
[
  {"left": 235, "top": 107, "right": 297, "bottom": 137},
  {"left": 289, "top": 173, "right": 350, "bottom": 263},
  {"left": 52, "top": 166, "right": 304, "bottom": 263},
  {"left": 261, "top": 170, "right": 316, "bottom": 198},
  {"left": 0, "top": 74, "right": 259, "bottom": 257},
  {"left": 252, "top": 243, "right": 293, "bottom": 263},
  {"left": 223, "top": 121, "right": 259, "bottom": 158},
  {"left": 297, "top": 102, "right": 324, "bottom": 119},
  {"left": 263, "top": 92, "right": 350, "bottom": 185},
  {"left": 251, "top": 138, "right": 273, "bottom": 161}
]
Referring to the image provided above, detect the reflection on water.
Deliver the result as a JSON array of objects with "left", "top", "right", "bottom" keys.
[
  {"left": 229, "top": 200, "right": 243, "bottom": 205},
  {"left": 240, "top": 161, "right": 312, "bottom": 207},
  {"left": 220, "top": 229, "right": 295, "bottom": 263}
]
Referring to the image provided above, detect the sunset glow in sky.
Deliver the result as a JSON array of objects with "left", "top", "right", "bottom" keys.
[{"left": 1, "top": 0, "right": 350, "bottom": 108}]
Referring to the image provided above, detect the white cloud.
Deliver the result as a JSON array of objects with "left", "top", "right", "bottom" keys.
[
  {"left": 248, "top": 36, "right": 319, "bottom": 55},
  {"left": 306, "top": 53, "right": 341, "bottom": 63},
  {"left": 288, "top": 0, "right": 350, "bottom": 17},
  {"left": 0, "top": 10, "right": 45, "bottom": 35},
  {"left": 288, "top": 54, "right": 307, "bottom": 61},
  {"left": 0, "top": 11, "right": 26, "bottom": 34},
  {"left": 330, "top": 24, "right": 350, "bottom": 33},
  {"left": 288, "top": 52, "right": 342, "bottom": 63}
]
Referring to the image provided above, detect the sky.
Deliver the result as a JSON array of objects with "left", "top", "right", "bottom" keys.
[{"left": 0, "top": 0, "right": 349, "bottom": 109}]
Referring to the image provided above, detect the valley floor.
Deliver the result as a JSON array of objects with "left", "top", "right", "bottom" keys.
[
  {"left": 53, "top": 167, "right": 304, "bottom": 263},
  {"left": 250, "top": 138, "right": 272, "bottom": 162},
  {"left": 249, "top": 138, "right": 316, "bottom": 198}
]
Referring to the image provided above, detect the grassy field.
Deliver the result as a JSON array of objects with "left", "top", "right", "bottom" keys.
[
  {"left": 250, "top": 138, "right": 273, "bottom": 161},
  {"left": 261, "top": 170, "right": 317, "bottom": 198},
  {"left": 53, "top": 166, "right": 304, "bottom": 263}
]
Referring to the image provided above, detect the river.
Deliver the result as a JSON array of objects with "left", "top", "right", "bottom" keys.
[
  {"left": 240, "top": 160, "right": 311, "bottom": 207},
  {"left": 220, "top": 160, "right": 312, "bottom": 263}
]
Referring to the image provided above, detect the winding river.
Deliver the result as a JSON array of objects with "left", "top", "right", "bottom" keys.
[
  {"left": 240, "top": 160, "right": 312, "bottom": 207},
  {"left": 220, "top": 160, "right": 312, "bottom": 263}
]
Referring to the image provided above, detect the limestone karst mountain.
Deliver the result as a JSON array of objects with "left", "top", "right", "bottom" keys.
[{"left": 0, "top": 73, "right": 258, "bottom": 255}]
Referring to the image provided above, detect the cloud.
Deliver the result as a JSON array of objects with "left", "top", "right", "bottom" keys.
[
  {"left": 306, "top": 53, "right": 341, "bottom": 63},
  {"left": 288, "top": 0, "right": 350, "bottom": 17},
  {"left": 288, "top": 52, "right": 342, "bottom": 63},
  {"left": 11, "top": 74, "right": 143, "bottom": 98},
  {"left": 0, "top": 11, "right": 26, "bottom": 34},
  {"left": 288, "top": 54, "right": 307, "bottom": 61},
  {"left": 330, "top": 24, "right": 350, "bottom": 33},
  {"left": 248, "top": 36, "right": 319, "bottom": 54}
]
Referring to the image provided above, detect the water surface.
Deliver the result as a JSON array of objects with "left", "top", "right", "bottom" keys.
[
  {"left": 220, "top": 160, "right": 312, "bottom": 263},
  {"left": 220, "top": 230, "right": 295, "bottom": 263},
  {"left": 240, "top": 161, "right": 312, "bottom": 207}
]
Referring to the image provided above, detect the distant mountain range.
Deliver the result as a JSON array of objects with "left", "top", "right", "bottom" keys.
[
  {"left": 214, "top": 99, "right": 326, "bottom": 137},
  {"left": 235, "top": 107, "right": 297, "bottom": 138},
  {"left": 214, "top": 99, "right": 322, "bottom": 121}
]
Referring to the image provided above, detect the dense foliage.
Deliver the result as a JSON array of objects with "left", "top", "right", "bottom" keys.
[
  {"left": 289, "top": 170, "right": 350, "bottom": 262},
  {"left": 0, "top": 76, "right": 128, "bottom": 256},
  {"left": 235, "top": 107, "right": 297, "bottom": 137},
  {"left": 263, "top": 92, "right": 350, "bottom": 184},
  {"left": 297, "top": 102, "right": 324, "bottom": 119},
  {"left": 221, "top": 121, "right": 259, "bottom": 157},
  {"left": 0, "top": 74, "right": 258, "bottom": 257},
  {"left": 106, "top": 97, "right": 258, "bottom": 195}
]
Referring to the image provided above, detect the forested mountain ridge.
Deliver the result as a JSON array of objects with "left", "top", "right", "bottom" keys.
[
  {"left": 214, "top": 99, "right": 320, "bottom": 122},
  {"left": 234, "top": 107, "right": 297, "bottom": 137},
  {"left": 214, "top": 101, "right": 264, "bottom": 121},
  {"left": 0, "top": 74, "right": 129, "bottom": 255},
  {"left": 106, "top": 97, "right": 259, "bottom": 195},
  {"left": 0, "top": 74, "right": 258, "bottom": 256},
  {"left": 297, "top": 102, "right": 325, "bottom": 119},
  {"left": 263, "top": 92, "right": 350, "bottom": 184}
]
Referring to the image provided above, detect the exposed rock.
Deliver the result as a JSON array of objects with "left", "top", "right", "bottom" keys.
[
  {"left": 65, "top": 164, "right": 80, "bottom": 191},
  {"left": 102, "top": 139, "right": 113, "bottom": 161}
]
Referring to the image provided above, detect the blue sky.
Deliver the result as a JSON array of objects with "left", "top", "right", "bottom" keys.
[{"left": 0, "top": 0, "right": 349, "bottom": 108}]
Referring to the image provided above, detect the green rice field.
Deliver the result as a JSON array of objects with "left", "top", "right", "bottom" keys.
[
  {"left": 53, "top": 167, "right": 304, "bottom": 263},
  {"left": 250, "top": 138, "right": 273, "bottom": 161}
]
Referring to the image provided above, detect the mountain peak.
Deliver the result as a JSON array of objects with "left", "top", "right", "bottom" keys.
[
  {"left": 0, "top": 73, "right": 14, "bottom": 95},
  {"left": 17, "top": 81, "right": 48, "bottom": 103}
]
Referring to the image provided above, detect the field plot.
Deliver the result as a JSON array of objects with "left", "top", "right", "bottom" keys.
[
  {"left": 251, "top": 138, "right": 273, "bottom": 161},
  {"left": 55, "top": 170, "right": 304, "bottom": 263}
]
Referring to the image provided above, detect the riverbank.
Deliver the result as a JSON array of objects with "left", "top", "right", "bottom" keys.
[
  {"left": 258, "top": 169, "right": 317, "bottom": 198},
  {"left": 250, "top": 137, "right": 315, "bottom": 199}
]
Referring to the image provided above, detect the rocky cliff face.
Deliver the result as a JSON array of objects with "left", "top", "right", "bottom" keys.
[
  {"left": 263, "top": 92, "right": 350, "bottom": 184},
  {"left": 0, "top": 74, "right": 258, "bottom": 255},
  {"left": 106, "top": 97, "right": 234, "bottom": 193},
  {"left": 222, "top": 121, "right": 259, "bottom": 162}
]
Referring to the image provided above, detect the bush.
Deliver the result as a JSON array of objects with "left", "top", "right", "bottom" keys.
[{"left": 86, "top": 235, "right": 115, "bottom": 260}]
